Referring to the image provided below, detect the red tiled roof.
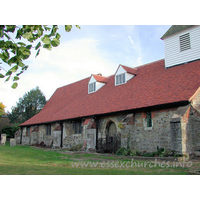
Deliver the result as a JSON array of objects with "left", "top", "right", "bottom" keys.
[
  {"left": 120, "top": 65, "right": 137, "bottom": 75},
  {"left": 83, "top": 118, "right": 91, "bottom": 125},
  {"left": 92, "top": 74, "right": 109, "bottom": 83},
  {"left": 20, "top": 59, "right": 200, "bottom": 126}
]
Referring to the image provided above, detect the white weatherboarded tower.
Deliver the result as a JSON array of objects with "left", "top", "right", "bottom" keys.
[{"left": 161, "top": 25, "right": 200, "bottom": 68}]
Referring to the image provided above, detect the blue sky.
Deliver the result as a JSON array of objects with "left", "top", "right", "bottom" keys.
[{"left": 1, "top": 25, "right": 171, "bottom": 112}]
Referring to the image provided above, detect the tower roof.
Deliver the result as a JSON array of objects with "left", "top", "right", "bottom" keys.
[{"left": 161, "top": 25, "right": 195, "bottom": 40}]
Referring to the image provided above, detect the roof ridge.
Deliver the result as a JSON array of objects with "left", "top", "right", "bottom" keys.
[
  {"left": 134, "top": 59, "right": 165, "bottom": 69},
  {"left": 161, "top": 25, "right": 195, "bottom": 40}
]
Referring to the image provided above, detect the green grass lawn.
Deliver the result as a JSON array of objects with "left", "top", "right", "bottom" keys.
[{"left": 0, "top": 143, "right": 196, "bottom": 175}]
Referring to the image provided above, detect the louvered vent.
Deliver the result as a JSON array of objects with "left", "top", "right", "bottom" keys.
[{"left": 179, "top": 33, "right": 191, "bottom": 51}]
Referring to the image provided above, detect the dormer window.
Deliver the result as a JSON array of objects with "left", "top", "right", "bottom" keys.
[
  {"left": 89, "top": 82, "right": 96, "bottom": 93},
  {"left": 116, "top": 73, "right": 126, "bottom": 85},
  {"left": 88, "top": 74, "right": 108, "bottom": 94},
  {"left": 115, "top": 64, "right": 137, "bottom": 86}
]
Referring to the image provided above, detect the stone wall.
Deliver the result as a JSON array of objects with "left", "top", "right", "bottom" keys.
[
  {"left": 97, "top": 107, "right": 178, "bottom": 153},
  {"left": 170, "top": 122, "right": 182, "bottom": 153},
  {"left": 182, "top": 90, "right": 200, "bottom": 155},
  {"left": 19, "top": 101, "right": 200, "bottom": 155},
  {"left": 62, "top": 121, "right": 83, "bottom": 148},
  {"left": 21, "top": 127, "right": 30, "bottom": 145},
  {"left": 186, "top": 106, "right": 200, "bottom": 154},
  {"left": 21, "top": 124, "right": 53, "bottom": 146},
  {"left": 131, "top": 108, "right": 177, "bottom": 152},
  {"left": 20, "top": 106, "right": 180, "bottom": 153},
  {"left": 53, "top": 131, "right": 61, "bottom": 148}
]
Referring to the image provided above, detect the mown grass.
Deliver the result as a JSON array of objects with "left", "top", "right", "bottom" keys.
[{"left": 0, "top": 143, "right": 192, "bottom": 175}]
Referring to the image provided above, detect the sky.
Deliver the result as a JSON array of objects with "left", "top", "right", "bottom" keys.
[{"left": 0, "top": 25, "right": 172, "bottom": 112}]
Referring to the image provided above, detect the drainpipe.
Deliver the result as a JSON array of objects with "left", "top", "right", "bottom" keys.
[
  {"left": 60, "top": 123, "right": 63, "bottom": 148},
  {"left": 95, "top": 118, "right": 98, "bottom": 151},
  {"left": 20, "top": 127, "right": 23, "bottom": 144}
]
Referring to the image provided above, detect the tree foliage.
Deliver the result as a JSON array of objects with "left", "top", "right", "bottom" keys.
[
  {"left": 0, "top": 102, "right": 6, "bottom": 117},
  {"left": 8, "top": 86, "right": 46, "bottom": 124},
  {"left": 0, "top": 25, "right": 80, "bottom": 89},
  {"left": 1, "top": 123, "right": 19, "bottom": 138}
]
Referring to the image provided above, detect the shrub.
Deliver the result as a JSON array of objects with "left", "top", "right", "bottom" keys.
[
  {"left": 69, "top": 144, "right": 83, "bottom": 151},
  {"left": 1, "top": 124, "right": 19, "bottom": 138},
  {"left": 116, "top": 147, "right": 142, "bottom": 156},
  {"left": 116, "top": 147, "right": 127, "bottom": 155},
  {"left": 116, "top": 147, "right": 178, "bottom": 158}
]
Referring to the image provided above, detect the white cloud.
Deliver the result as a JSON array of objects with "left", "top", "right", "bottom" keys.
[
  {"left": 0, "top": 38, "right": 117, "bottom": 112},
  {"left": 127, "top": 33, "right": 143, "bottom": 67},
  {"left": 128, "top": 35, "right": 134, "bottom": 46}
]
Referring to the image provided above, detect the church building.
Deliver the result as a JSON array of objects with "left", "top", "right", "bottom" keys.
[{"left": 18, "top": 25, "right": 200, "bottom": 157}]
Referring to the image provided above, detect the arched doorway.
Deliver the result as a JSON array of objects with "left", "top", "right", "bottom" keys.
[
  {"left": 105, "top": 121, "right": 121, "bottom": 153},
  {"left": 106, "top": 121, "right": 117, "bottom": 143}
]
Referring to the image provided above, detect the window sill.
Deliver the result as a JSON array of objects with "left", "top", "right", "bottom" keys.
[{"left": 144, "top": 127, "right": 153, "bottom": 131}]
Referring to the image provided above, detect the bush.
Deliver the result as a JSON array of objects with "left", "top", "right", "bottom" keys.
[
  {"left": 116, "top": 147, "right": 180, "bottom": 158},
  {"left": 1, "top": 124, "right": 19, "bottom": 138},
  {"left": 115, "top": 147, "right": 175, "bottom": 157},
  {"left": 69, "top": 144, "right": 83, "bottom": 151},
  {"left": 116, "top": 147, "right": 127, "bottom": 155},
  {"left": 116, "top": 147, "right": 142, "bottom": 156}
]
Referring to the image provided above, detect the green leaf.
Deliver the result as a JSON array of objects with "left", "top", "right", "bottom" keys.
[
  {"left": 10, "top": 65, "right": 18, "bottom": 72},
  {"left": 18, "top": 47, "right": 31, "bottom": 60},
  {"left": 18, "top": 60, "right": 25, "bottom": 67},
  {"left": 5, "top": 76, "right": 10, "bottom": 82},
  {"left": 36, "top": 26, "right": 43, "bottom": 37},
  {"left": 22, "top": 32, "right": 32, "bottom": 39},
  {"left": 5, "top": 25, "right": 16, "bottom": 33},
  {"left": 51, "top": 38, "right": 60, "bottom": 47},
  {"left": 41, "top": 35, "right": 51, "bottom": 44},
  {"left": 35, "top": 49, "right": 40, "bottom": 58},
  {"left": 0, "top": 29, "right": 4, "bottom": 37},
  {"left": 13, "top": 76, "right": 19, "bottom": 81},
  {"left": 35, "top": 42, "right": 41, "bottom": 50},
  {"left": 8, "top": 56, "right": 18, "bottom": 66},
  {"left": 43, "top": 26, "right": 51, "bottom": 31},
  {"left": 49, "top": 25, "right": 58, "bottom": 37},
  {"left": 26, "top": 45, "right": 32, "bottom": 50},
  {"left": 11, "top": 82, "right": 18, "bottom": 89},
  {"left": 43, "top": 44, "right": 52, "bottom": 50},
  {"left": 0, "top": 50, "right": 9, "bottom": 62},
  {"left": 22, "top": 65, "right": 28, "bottom": 70},
  {"left": 16, "top": 29, "right": 23, "bottom": 39},
  {"left": 5, "top": 71, "right": 12, "bottom": 76},
  {"left": 65, "top": 25, "right": 72, "bottom": 32},
  {"left": 56, "top": 33, "right": 61, "bottom": 39},
  {"left": 75, "top": 25, "right": 81, "bottom": 29},
  {"left": 0, "top": 73, "right": 5, "bottom": 78},
  {"left": 18, "top": 42, "right": 26, "bottom": 46}
]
